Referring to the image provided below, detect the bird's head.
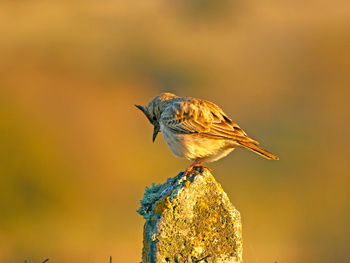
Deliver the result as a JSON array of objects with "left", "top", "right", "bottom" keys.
[{"left": 135, "top": 92, "right": 178, "bottom": 142}]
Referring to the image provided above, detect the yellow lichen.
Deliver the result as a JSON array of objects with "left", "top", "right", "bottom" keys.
[
  {"left": 142, "top": 224, "right": 149, "bottom": 259},
  {"left": 216, "top": 183, "right": 225, "bottom": 193},
  {"left": 153, "top": 195, "right": 171, "bottom": 215},
  {"left": 199, "top": 200, "right": 209, "bottom": 209}
]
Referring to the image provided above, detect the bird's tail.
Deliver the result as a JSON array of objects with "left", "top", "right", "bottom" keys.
[{"left": 238, "top": 141, "right": 279, "bottom": 160}]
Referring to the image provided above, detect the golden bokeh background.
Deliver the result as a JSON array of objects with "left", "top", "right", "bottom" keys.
[{"left": 1, "top": 1, "right": 349, "bottom": 262}]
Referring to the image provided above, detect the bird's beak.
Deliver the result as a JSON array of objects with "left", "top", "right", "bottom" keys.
[
  {"left": 136, "top": 104, "right": 159, "bottom": 141},
  {"left": 153, "top": 124, "right": 160, "bottom": 142},
  {"left": 135, "top": 104, "right": 146, "bottom": 114},
  {"left": 135, "top": 104, "right": 152, "bottom": 124}
]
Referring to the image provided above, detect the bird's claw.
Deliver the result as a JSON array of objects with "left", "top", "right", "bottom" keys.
[{"left": 184, "top": 162, "right": 210, "bottom": 177}]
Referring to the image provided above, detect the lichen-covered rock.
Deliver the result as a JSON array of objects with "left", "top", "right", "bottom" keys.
[{"left": 137, "top": 168, "right": 242, "bottom": 263}]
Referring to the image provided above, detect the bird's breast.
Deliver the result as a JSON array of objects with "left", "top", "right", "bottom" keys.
[
  {"left": 160, "top": 124, "right": 186, "bottom": 158},
  {"left": 160, "top": 123, "right": 235, "bottom": 162}
]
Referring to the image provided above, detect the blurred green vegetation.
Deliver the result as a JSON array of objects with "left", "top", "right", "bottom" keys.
[{"left": 0, "top": 0, "right": 350, "bottom": 262}]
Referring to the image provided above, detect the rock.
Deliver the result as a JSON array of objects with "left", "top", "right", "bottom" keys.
[{"left": 137, "top": 168, "right": 243, "bottom": 263}]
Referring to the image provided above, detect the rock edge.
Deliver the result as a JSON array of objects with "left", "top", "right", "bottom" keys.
[{"left": 138, "top": 168, "right": 243, "bottom": 263}]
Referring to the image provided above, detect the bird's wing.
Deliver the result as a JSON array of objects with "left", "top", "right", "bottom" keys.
[{"left": 160, "top": 98, "right": 258, "bottom": 144}]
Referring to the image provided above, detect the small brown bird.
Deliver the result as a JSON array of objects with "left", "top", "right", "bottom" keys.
[{"left": 136, "top": 93, "right": 278, "bottom": 173}]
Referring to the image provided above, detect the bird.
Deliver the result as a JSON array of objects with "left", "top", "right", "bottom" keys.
[{"left": 136, "top": 93, "right": 278, "bottom": 174}]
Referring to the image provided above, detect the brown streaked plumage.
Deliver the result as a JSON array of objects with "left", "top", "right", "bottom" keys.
[{"left": 136, "top": 93, "right": 278, "bottom": 170}]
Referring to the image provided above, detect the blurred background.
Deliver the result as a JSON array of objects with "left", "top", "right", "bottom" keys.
[{"left": 0, "top": 0, "right": 349, "bottom": 262}]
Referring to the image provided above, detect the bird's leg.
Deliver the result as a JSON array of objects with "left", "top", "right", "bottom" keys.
[
  {"left": 184, "top": 161, "right": 202, "bottom": 176},
  {"left": 183, "top": 160, "right": 211, "bottom": 176}
]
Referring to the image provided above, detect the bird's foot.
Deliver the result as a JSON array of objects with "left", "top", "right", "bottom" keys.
[{"left": 184, "top": 161, "right": 210, "bottom": 177}]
